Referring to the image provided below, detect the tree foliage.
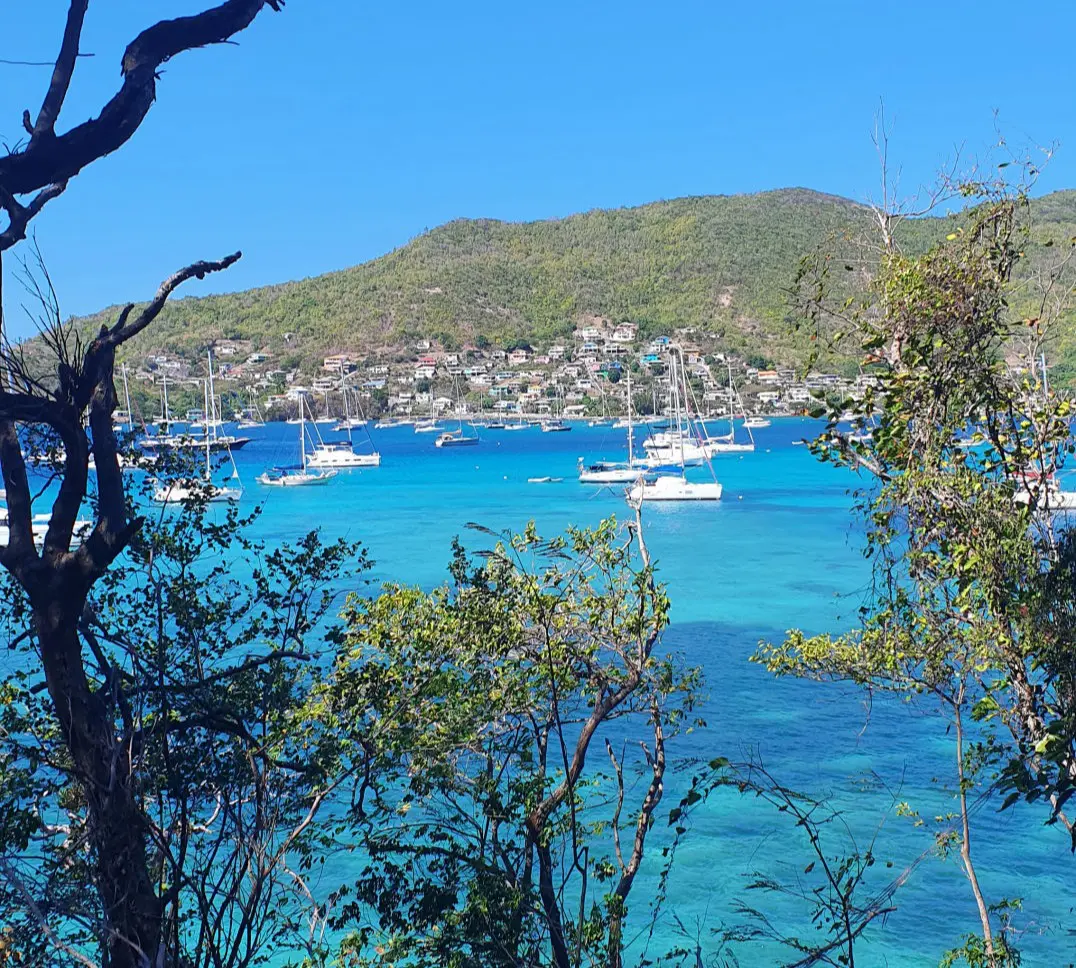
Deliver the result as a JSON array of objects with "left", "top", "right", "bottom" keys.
[
  {"left": 312, "top": 517, "right": 699, "bottom": 968},
  {"left": 754, "top": 167, "right": 1076, "bottom": 964}
]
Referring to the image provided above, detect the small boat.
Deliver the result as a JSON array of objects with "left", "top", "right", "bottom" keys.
[
  {"left": 696, "top": 363, "right": 756, "bottom": 453},
  {"left": 1014, "top": 470, "right": 1076, "bottom": 511},
  {"left": 743, "top": 416, "right": 771, "bottom": 429},
  {"left": 436, "top": 379, "right": 480, "bottom": 448},
  {"left": 1, "top": 509, "right": 92, "bottom": 549},
  {"left": 484, "top": 420, "right": 507, "bottom": 430},
  {"left": 435, "top": 430, "right": 479, "bottom": 448},
  {"left": 527, "top": 476, "right": 563, "bottom": 484},
  {"left": 502, "top": 419, "right": 529, "bottom": 431},
  {"left": 580, "top": 369, "right": 647, "bottom": 483},
  {"left": 578, "top": 458, "right": 644, "bottom": 484},
  {"left": 154, "top": 480, "right": 242, "bottom": 503},
  {"left": 236, "top": 391, "right": 266, "bottom": 429},
  {"left": 414, "top": 418, "right": 444, "bottom": 434},
  {"left": 258, "top": 466, "right": 336, "bottom": 486},
  {"left": 541, "top": 420, "right": 571, "bottom": 433}
]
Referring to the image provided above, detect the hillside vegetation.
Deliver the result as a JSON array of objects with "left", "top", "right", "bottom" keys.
[{"left": 74, "top": 188, "right": 1076, "bottom": 374}]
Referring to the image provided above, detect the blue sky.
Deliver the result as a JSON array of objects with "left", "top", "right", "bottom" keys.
[{"left": 2, "top": 0, "right": 1074, "bottom": 338}]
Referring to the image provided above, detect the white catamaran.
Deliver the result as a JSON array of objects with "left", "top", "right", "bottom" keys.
[
  {"left": 306, "top": 378, "right": 382, "bottom": 468},
  {"left": 628, "top": 348, "right": 723, "bottom": 503},
  {"left": 579, "top": 369, "right": 646, "bottom": 484}
]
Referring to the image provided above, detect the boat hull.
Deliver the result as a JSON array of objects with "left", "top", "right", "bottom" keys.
[
  {"left": 153, "top": 482, "right": 241, "bottom": 503},
  {"left": 435, "top": 435, "right": 479, "bottom": 447},
  {"left": 257, "top": 471, "right": 337, "bottom": 486},
  {"left": 629, "top": 476, "right": 723, "bottom": 502},
  {"left": 306, "top": 450, "right": 381, "bottom": 468}
]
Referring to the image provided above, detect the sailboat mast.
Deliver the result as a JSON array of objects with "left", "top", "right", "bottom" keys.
[
  {"left": 121, "top": 364, "right": 133, "bottom": 428},
  {"left": 675, "top": 351, "right": 684, "bottom": 464},
  {"left": 300, "top": 394, "right": 307, "bottom": 473},
  {"left": 206, "top": 350, "right": 218, "bottom": 442},
  {"left": 727, "top": 362, "right": 736, "bottom": 436},
  {"left": 626, "top": 367, "right": 634, "bottom": 464},
  {"left": 340, "top": 362, "right": 354, "bottom": 443},
  {"left": 203, "top": 379, "right": 211, "bottom": 479}
]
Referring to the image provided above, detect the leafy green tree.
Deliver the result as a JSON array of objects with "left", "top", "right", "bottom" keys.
[
  {"left": 315, "top": 517, "right": 699, "bottom": 968},
  {"left": 0, "top": 455, "right": 363, "bottom": 966},
  {"left": 756, "top": 167, "right": 1076, "bottom": 965}
]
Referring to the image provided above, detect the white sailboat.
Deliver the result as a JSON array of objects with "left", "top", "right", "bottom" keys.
[
  {"left": 258, "top": 396, "right": 337, "bottom": 486},
  {"left": 579, "top": 369, "right": 646, "bottom": 484},
  {"left": 0, "top": 506, "right": 92, "bottom": 550},
  {"left": 113, "top": 364, "right": 134, "bottom": 430},
  {"left": 154, "top": 367, "right": 242, "bottom": 503},
  {"left": 628, "top": 349, "right": 722, "bottom": 503},
  {"left": 701, "top": 362, "right": 755, "bottom": 453},
  {"left": 236, "top": 390, "right": 265, "bottom": 429},
  {"left": 435, "top": 378, "right": 480, "bottom": 448}
]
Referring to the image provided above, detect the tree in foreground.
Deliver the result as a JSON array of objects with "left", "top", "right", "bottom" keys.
[
  {"left": 314, "top": 517, "right": 699, "bottom": 968},
  {"left": 0, "top": 4, "right": 288, "bottom": 965},
  {"left": 756, "top": 155, "right": 1076, "bottom": 965}
]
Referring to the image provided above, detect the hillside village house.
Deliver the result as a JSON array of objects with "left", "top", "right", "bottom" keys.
[
  {"left": 323, "top": 354, "right": 359, "bottom": 372},
  {"left": 508, "top": 348, "right": 530, "bottom": 366}
]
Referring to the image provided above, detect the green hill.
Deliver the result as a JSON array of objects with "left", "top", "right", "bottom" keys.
[{"left": 75, "top": 187, "right": 1076, "bottom": 375}]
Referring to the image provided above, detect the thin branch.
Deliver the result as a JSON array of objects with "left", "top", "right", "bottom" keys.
[{"left": 32, "top": 1, "right": 90, "bottom": 142}]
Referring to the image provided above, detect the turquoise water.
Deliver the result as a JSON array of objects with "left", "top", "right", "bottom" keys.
[
  {"left": 18, "top": 418, "right": 1076, "bottom": 963},
  {"left": 229, "top": 418, "right": 1075, "bottom": 965}
]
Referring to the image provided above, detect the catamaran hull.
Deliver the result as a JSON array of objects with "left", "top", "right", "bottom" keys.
[
  {"left": 628, "top": 476, "right": 723, "bottom": 502},
  {"left": 307, "top": 452, "right": 381, "bottom": 468}
]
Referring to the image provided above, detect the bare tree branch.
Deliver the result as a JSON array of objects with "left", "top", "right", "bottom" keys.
[
  {"left": 0, "top": 0, "right": 284, "bottom": 251},
  {"left": 0, "top": 182, "right": 67, "bottom": 249},
  {"left": 32, "top": 1, "right": 90, "bottom": 142}
]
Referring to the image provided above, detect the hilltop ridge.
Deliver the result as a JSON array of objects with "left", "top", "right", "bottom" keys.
[{"left": 68, "top": 187, "right": 1076, "bottom": 382}]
